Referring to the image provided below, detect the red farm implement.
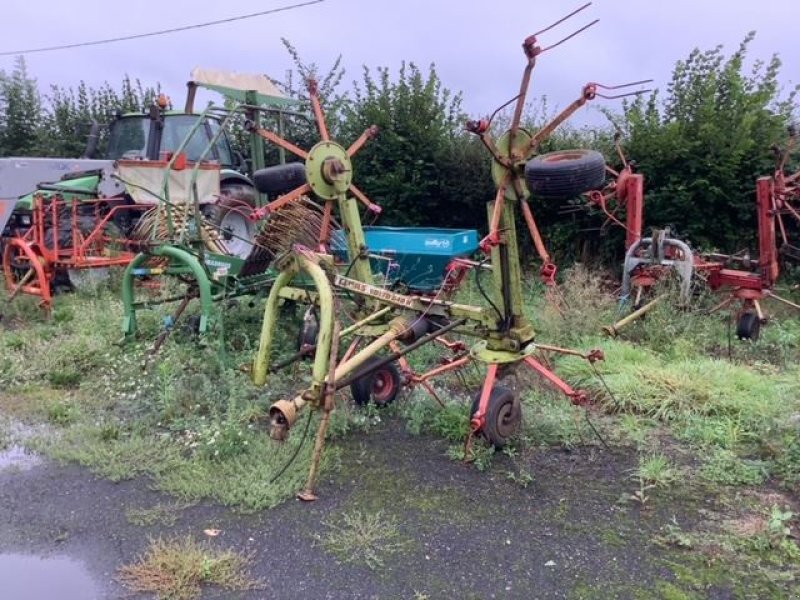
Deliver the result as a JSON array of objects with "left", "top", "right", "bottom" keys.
[
  {"left": 601, "top": 147, "right": 800, "bottom": 340},
  {"left": 2, "top": 193, "right": 145, "bottom": 310}
]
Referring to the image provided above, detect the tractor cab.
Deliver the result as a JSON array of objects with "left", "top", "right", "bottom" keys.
[{"left": 106, "top": 101, "right": 237, "bottom": 167}]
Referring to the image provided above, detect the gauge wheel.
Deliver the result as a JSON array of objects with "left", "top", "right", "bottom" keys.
[
  {"left": 736, "top": 311, "right": 761, "bottom": 341},
  {"left": 350, "top": 357, "right": 401, "bottom": 407},
  {"left": 296, "top": 309, "right": 319, "bottom": 360},
  {"left": 470, "top": 385, "right": 522, "bottom": 448}
]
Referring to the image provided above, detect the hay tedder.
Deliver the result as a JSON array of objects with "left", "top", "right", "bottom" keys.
[
  {"left": 250, "top": 4, "right": 650, "bottom": 500},
  {"left": 600, "top": 135, "right": 800, "bottom": 341}
]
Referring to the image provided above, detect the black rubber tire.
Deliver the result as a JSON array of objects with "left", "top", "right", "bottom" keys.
[
  {"left": 470, "top": 385, "right": 522, "bottom": 449},
  {"left": 252, "top": 162, "right": 307, "bottom": 195},
  {"left": 296, "top": 311, "right": 319, "bottom": 360},
  {"left": 525, "top": 149, "right": 606, "bottom": 200},
  {"left": 350, "top": 357, "right": 402, "bottom": 407},
  {"left": 736, "top": 312, "right": 761, "bottom": 341},
  {"left": 219, "top": 182, "right": 256, "bottom": 206}
]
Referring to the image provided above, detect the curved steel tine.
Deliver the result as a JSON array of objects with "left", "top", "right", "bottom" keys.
[
  {"left": 533, "top": 2, "right": 592, "bottom": 36},
  {"left": 541, "top": 19, "right": 599, "bottom": 53}
]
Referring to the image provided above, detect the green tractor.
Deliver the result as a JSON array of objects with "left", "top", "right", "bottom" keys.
[{"left": 1, "top": 69, "right": 303, "bottom": 311}]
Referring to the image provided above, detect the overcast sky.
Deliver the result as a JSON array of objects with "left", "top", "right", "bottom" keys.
[{"left": 2, "top": 0, "right": 798, "bottom": 128}]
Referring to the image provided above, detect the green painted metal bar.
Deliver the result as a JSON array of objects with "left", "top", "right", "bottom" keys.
[
  {"left": 121, "top": 245, "right": 216, "bottom": 335},
  {"left": 252, "top": 255, "right": 335, "bottom": 392}
]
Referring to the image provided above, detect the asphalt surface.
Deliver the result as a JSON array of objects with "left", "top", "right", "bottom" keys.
[{"left": 0, "top": 422, "right": 743, "bottom": 599}]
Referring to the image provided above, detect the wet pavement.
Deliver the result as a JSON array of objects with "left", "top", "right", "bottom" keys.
[
  {"left": 0, "top": 444, "right": 43, "bottom": 473},
  {"left": 0, "top": 553, "right": 100, "bottom": 599},
  {"left": 0, "top": 420, "right": 775, "bottom": 599}
]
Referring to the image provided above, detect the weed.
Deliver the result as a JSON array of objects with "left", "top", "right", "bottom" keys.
[
  {"left": 46, "top": 399, "right": 79, "bottom": 426},
  {"left": 448, "top": 442, "right": 495, "bottom": 471},
  {"left": 318, "top": 509, "right": 411, "bottom": 570},
  {"left": 634, "top": 453, "right": 677, "bottom": 487},
  {"left": 30, "top": 426, "right": 182, "bottom": 482},
  {"left": 628, "top": 475, "right": 656, "bottom": 506},
  {"left": 701, "top": 449, "right": 769, "bottom": 486},
  {"left": 655, "top": 519, "right": 695, "bottom": 549},
  {"left": 505, "top": 467, "right": 534, "bottom": 488},
  {"left": 520, "top": 391, "right": 583, "bottom": 447},
  {"left": 47, "top": 369, "right": 82, "bottom": 388},
  {"left": 125, "top": 502, "right": 194, "bottom": 527},
  {"left": 117, "top": 536, "right": 261, "bottom": 600}
]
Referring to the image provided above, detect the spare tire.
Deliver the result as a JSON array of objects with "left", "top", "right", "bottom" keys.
[
  {"left": 252, "top": 162, "right": 307, "bottom": 195},
  {"left": 525, "top": 149, "right": 606, "bottom": 200}
]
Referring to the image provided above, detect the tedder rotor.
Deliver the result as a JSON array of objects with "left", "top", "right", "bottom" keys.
[
  {"left": 250, "top": 3, "right": 649, "bottom": 501},
  {"left": 600, "top": 132, "right": 800, "bottom": 342}
]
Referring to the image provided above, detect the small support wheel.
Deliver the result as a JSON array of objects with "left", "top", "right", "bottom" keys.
[
  {"left": 296, "top": 308, "right": 319, "bottom": 360},
  {"left": 470, "top": 385, "right": 522, "bottom": 449},
  {"left": 736, "top": 311, "right": 761, "bottom": 341},
  {"left": 350, "top": 357, "right": 401, "bottom": 407}
]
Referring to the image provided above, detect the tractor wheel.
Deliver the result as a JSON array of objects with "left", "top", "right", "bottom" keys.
[
  {"left": 252, "top": 163, "right": 307, "bottom": 195},
  {"left": 470, "top": 385, "right": 522, "bottom": 449},
  {"left": 736, "top": 312, "right": 761, "bottom": 341},
  {"left": 350, "top": 357, "right": 402, "bottom": 407},
  {"left": 205, "top": 184, "right": 257, "bottom": 260},
  {"left": 524, "top": 149, "right": 606, "bottom": 200}
]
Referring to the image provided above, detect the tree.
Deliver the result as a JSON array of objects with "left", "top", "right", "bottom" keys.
[
  {"left": 619, "top": 33, "right": 798, "bottom": 252},
  {"left": 340, "top": 62, "right": 493, "bottom": 228},
  {"left": 0, "top": 56, "right": 42, "bottom": 156}
]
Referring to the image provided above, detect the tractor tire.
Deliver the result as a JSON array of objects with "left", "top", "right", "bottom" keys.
[
  {"left": 736, "top": 312, "right": 761, "bottom": 341},
  {"left": 350, "top": 357, "right": 402, "bottom": 407},
  {"left": 525, "top": 149, "right": 606, "bottom": 200},
  {"left": 204, "top": 183, "right": 257, "bottom": 260},
  {"left": 252, "top": 162, "right": 307, "bottom": 195},
  {"left": 470, "top": 385, "right": 522, "bottom": 449}
]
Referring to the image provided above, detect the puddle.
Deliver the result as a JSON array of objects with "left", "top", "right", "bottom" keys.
[
  {"left": 0, "top": 420, "right": 46, "bottom": 472},
  {"left": 0, "top": 444, "right": 43, "bottom": 472},
  {"left": 0, "top": 554, "right": 100, "bottom": 599}
]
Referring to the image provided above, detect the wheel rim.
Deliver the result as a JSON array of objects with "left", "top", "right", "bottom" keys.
[
  {"left": 219, "top": 210, "right": 254, "bottom": 259},
  {"left": 67, "top": 268, "right": 110, "bottom": 291},
  {"left": 494, "top": 399, "right": 521, "bottom": 440},
  {"left": 371, "top": 370, "right": 396, "bottom": 404}
]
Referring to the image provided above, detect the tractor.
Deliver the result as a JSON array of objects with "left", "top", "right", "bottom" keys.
[{"left": 1, "top": 69, "right": 299, "bottom": 308}]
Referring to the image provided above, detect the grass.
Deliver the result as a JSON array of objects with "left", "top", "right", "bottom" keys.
[
  {"left": 2, "top": 262, "right": 800, "bottom": 598},
  {"left": 634, "top": 453, "right": 678, "bottom": 487},
  {"left": 117, "top": 536, "right": 262, "bottom": 600},
  {"left": 318, "top": 509, "right": 412, "bottom": 570},
  {"left": 125, "top": 502, "right": 193, "bottom": 527}
]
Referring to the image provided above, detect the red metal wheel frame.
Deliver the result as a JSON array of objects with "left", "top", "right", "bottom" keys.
[
  {"left": 370, "top": 368, "right": 397, "bottom": 404},
  {"left": 2, "top": 237, "right": 53, "bottom": 308}
]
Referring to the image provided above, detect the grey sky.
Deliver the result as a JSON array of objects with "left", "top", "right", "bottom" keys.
[{"left": 2, "top": 0, "right": 798, "bottom": 128}]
